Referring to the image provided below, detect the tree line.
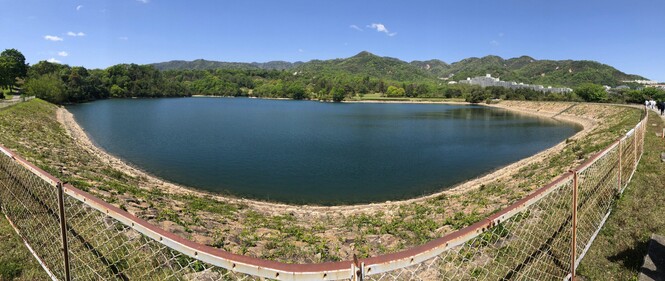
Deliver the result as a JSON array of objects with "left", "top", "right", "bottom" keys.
[{"left": 1, "top": 48, "right": 663, "bottom": 104}]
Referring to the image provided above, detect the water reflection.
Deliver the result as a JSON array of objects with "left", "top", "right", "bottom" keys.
[{"left": 68, "top": 98, "right": 580, "bottom": 205}]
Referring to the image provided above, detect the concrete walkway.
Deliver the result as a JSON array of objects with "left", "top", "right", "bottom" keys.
[{"left": 639, "top": 234, "right": 665, "bottom": 281}]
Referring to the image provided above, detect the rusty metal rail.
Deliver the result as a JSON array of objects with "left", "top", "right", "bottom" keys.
[{"left": 0, "top": 109, "right": 647, "bottom": 280}]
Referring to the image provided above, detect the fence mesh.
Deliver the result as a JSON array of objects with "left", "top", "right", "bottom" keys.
[
  {"left": 574, "top": 144, "right": 620, "bottom": 265},
  {"left": 0, "top": 154, "right": 65, "bottom": 279},
  {"left": 0, "top": 111, "right": 647, "bottom": 281},
  {"left": 367, "top": 178, "right": 574, "bottom": 281},
  {"left": 63, "top": 191, "right": 260, "bottom": 281}
]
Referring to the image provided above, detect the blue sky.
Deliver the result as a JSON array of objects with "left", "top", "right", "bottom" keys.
[{"left": 1, "top": 0, "right": 664, "bottom": 81}]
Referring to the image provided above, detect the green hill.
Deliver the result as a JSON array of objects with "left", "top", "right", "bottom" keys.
[
  {"left": 409, "top": 59, "right": 450, "bottom": 78},
  {"left": 150, "top": 59, "right": 303, "bottom": 71},
  {"left": 441, "top": 55, "right": 645, "bottom": 87},
  {"left": 149, "top": 52, "right": 646, "bottom": 87},
  {"left": 294, "top": 51, "right": 434, "bottom": 82}
]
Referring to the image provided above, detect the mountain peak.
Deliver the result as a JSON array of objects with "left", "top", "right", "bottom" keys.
[
  {"left": 479, "top": 55, "right": 505, "bottom": 62},
  {"left": 353, "top": 51, "right": 377, "bottom": 58}
]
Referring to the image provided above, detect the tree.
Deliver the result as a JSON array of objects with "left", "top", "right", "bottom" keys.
[
  {"left": 28, "top": 60, "right": 63, "bottom": 77},
  {"left": 288, "top": 83, "right": 307, "bottom": 100},
  {"left": 416, "top": 84, "right": 430, "bottom": 96},
  {"left": 0, "top": 49, "right": 28, "bottom": 92},
  {"left": 24, "top": 73, "right": 67, "bottom": 104},
  {"left": 386, "top": 85, "right": 405, "bottom": 97},
  {"left": 465, "top": 87, "right": 490, "bottom": 103},
  {"left": 574, "top": 83, "right": 607, "bottom": 102},
  {"left": 641, "top": 87, "right": 665, "bottom": 101},
  {"left": 330, "top": 87, "right": 345, "bottom": 102},
  {"left": 110, "top": 84, "right": 126, "bottom": 97}
]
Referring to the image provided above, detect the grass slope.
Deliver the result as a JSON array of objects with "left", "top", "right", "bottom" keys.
[
  {"left": 578, "top": 112, "right": 665, "bottom": 280},
  {"left": 0, "top": 215, "right": 48, "bottom": 280}
]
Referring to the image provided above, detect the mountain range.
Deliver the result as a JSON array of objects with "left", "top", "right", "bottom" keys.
[{"left": 150, "top": 51, "right": 645, "bottom": 87}]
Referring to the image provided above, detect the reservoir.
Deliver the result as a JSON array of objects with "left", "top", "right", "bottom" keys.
[{"left": 67, "top": 98, "right": 580, "bottom": 205}]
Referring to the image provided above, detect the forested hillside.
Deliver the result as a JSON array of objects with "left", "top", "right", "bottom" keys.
[
  {"left": 3, "top": 48, "right": 660, "bottom": 105},
  {"left": 430, "top": 55, "right": 645, "bottom": 87},
  {"left": 152, "top": 51, "right": 646, "bottom": 88},
  {"left": 151, "top": 59, "right": 303, "bottom": 71}
]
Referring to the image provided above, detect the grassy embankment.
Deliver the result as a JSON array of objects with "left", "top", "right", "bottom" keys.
[
  {"left": 577, "top": 112, "right": 665, "bottom": 280},
  {"left": 0, "top": 215, "right": 48, "bottom": 280},
  {"left": 0, "top": 99, "right": 644, "bottom": 264},
  {"left": 349, "top": 93, "right": 466, "bottom": 102}
]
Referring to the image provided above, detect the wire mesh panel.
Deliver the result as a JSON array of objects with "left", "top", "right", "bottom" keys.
[
  {"left": 636, "top": 122, "right": 645, "bottom": 165},
  {"left": 366, "top": 178, "right": 574, "bottom": 281},
  {"left": 63, "top": 193, "right": 263, "bottom": 281},
  {"left": 620, "top": 133, "right": 636, "bottom": 190},
  {"left": 574, "top": 144, "right": 619, "bottom": 263},
  {"left": 0, "top": 154, "right": 65, "bottom": 279}
]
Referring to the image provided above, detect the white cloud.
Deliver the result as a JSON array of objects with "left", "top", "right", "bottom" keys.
[
  {"left": 498, "top": 32, "right": 504, "bottom": 37},
  {"left": 118, "top": 36, "right": 129, "bottom": 41},
  {"left": 47, "top": 58, "right": 61, "bottom": 63},
  {"left": 76, "top": 5, "right": 83, "bottom": 11},
  {"left": 58, "top": 51, "right": 69, "bottom": 57},
  {"left": 350, "top": 25, "right": 363, "bottom": 31},
  {"left": 368, "top": 23, "right": 387, "bottom": 32},
  {"left": 298, "top": 49, "right": 304, "bottom": 53},
  {"left": 137, "top": 0, "right": 149, "bottom": 3},
  {"left": 67, "top": 31, "right": 86, "bottom": 37},
  {"left": 367, "top": 23, "right": 396, "bottom": 36},
  {"left": 44, "top": 35, "right": 63, "bottom": 41},
  {"left": 490, "top": 40, "right": 500, "bottom": 46}
]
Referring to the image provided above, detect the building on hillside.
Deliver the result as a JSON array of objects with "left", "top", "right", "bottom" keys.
[
  {"left": 623, "top": 79, "right": 659, "bottom": 85},
  {"left": 458, "top": 74, "right": 573, "bottom": 94},
  {"left": 646, "top": 84, "right": 665, "bottom": 90}
]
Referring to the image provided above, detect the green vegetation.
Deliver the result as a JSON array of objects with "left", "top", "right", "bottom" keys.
[
  {"left": 577, "top": 113, "right": 665, "bottom": 280},
  {"left": 151, "top": 59, "right": 302, "bottom": 71},
  {"left": 0, "top": 48, "right": 28, "bottom": 94},
  {"left": 0, "top": 215, "right": 49, "bottom": 280},
  {"left": 575, "top": 83, "right": 608, "bottom": 102},
  {"left": 153, "top": 52, "right": 646, "bottom": 88},
  {"left": 6, "top": 47, "right": 660, "bottom": 105},
  {"left": 430, "top": 55, "right": 646, "bottom": 88},
  {"left": 24, "top": 60, "right": 189, "bottom": 103}
]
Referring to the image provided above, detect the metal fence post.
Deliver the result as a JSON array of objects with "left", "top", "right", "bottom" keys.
[
  {"left": 570, "top": 170, "right": 578, "bottom": 281},
  {"left": 351, "top": 254, "right": 364, "bottom": 281},
  {"left": 618, "top": 140, "right": 623, "bottom": 193},
  {"left": 57, "top": 182, "right": 71, "bottom": 281},
  {"left": 634, "top": 126, "right": 638, "bottom": 171}
]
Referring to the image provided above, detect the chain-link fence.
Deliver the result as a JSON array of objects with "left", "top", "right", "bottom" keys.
[{"left": 0, "top": 109, "right": 647, "bottom": 281}]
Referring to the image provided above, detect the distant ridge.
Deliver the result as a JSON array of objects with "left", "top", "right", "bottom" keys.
[
  {"left": 149, "top": 52, "right": 646, "bottom": 87},
  {"left": 150, "top": 59, "right": 304, "bottom": 71}
]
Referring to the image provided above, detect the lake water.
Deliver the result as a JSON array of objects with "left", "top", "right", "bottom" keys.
[{"left": 67, "top": 98, "right": 580, "bottom": 205}]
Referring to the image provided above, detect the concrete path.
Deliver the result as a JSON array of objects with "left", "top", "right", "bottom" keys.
[{"left": 639, "top": 234, "right": 665, "bottom": 281}]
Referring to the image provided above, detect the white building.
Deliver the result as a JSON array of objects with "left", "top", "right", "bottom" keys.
[{"left": 459, "top": 74, "right": 573, "bottom": 94}]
